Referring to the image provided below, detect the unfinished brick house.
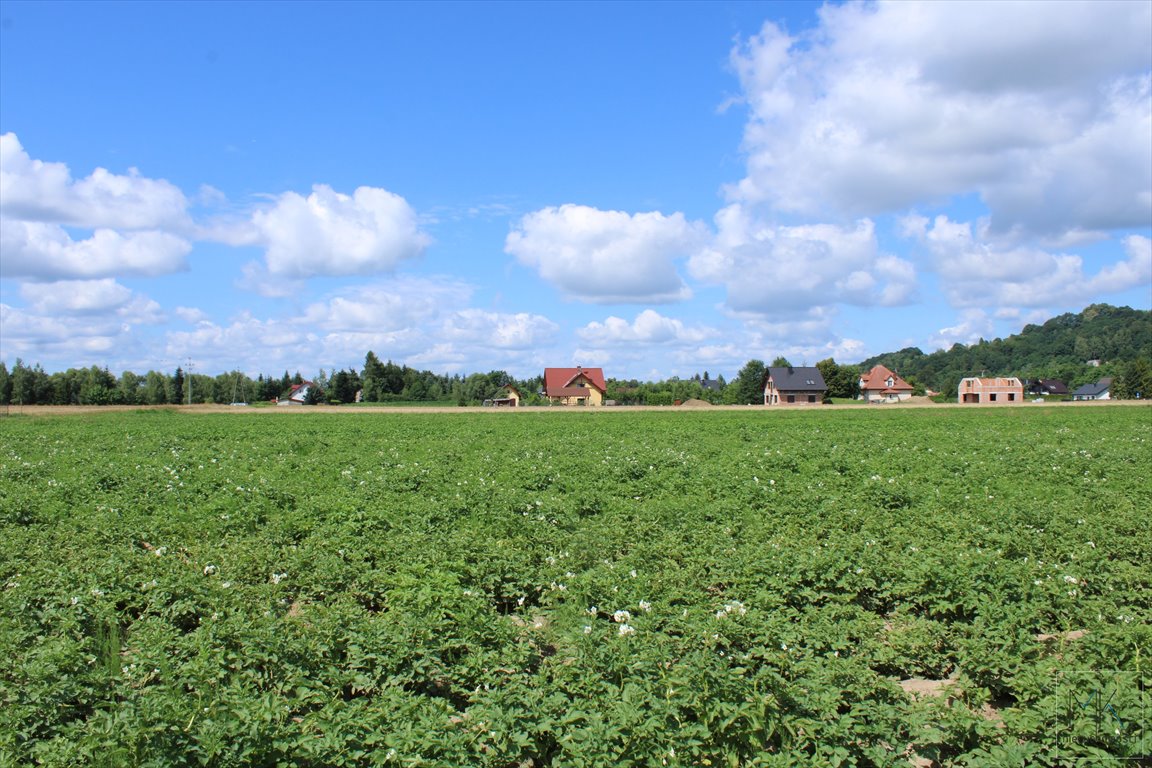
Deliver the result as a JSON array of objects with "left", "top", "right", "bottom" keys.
[{"left": 957, "top": 376, "right": 1024, "bottom": 404}]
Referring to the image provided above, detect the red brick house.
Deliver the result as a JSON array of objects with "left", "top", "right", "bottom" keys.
[
  {"left": 543, "top": 367, "right": 607, "bottom": 406},
  {"left": 763, "top": 366, "right": 826, "bottom": 405}
]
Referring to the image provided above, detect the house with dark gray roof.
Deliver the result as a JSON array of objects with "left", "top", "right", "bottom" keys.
[
  {"left": 699, "top": 376, "right": 723, "bottom": 393},
  {"left": 1072, "top": 377, "right": 1112, "bottom": 401},
  {"left": 763, "top": 366, "right": 826, "bottom": 406},
  {"left": 1025, "top": 379, "right": 1069, "bottom": 397}
]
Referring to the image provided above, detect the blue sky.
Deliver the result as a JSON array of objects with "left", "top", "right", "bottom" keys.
[{"left": 2, "top": 0, "right": 1149, "bottom": 382}]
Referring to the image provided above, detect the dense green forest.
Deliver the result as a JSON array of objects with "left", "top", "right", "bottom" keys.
[
  {"left": 0, "top": 357, "right": 476, "bottom": 408},
  {"left": 1, "top": 304, "right": 1149, "bottom": 406}
]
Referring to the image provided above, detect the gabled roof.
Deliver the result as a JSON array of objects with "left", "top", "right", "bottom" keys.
[
  {"left": 1072, "top": 378, "right": 1112, "bottom": 397},
  {"left": 1029, "top": 379, "right": 1069, "bottom": 395},
  {"left": 544, "top": 367, "right": 607, "bottom": 396},
  {"left": 286, "top": 381, "right": 314, "bottom": 402},
  {"left": 859, "top": 364, "right": 913, "bottom": 392},
  {"left": 764, "top": 366, "right": 826, "bottom": 391}
]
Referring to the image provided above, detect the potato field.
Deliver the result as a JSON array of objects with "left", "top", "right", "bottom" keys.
[{"left": 1, "top": 406, "right": 1149, "bottom": 766}]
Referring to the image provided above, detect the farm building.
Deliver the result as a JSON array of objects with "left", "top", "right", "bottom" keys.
[
  {"left": 543, "top": 367, "right": 607, "bottom": 406},
  {"left": 763, "top": 366, "right": 826, "bottom": 405},
  {"left": 858, "top": 365, "right": 914, "bottom": 402},
  {"left": 487, "top": 385, "right": 522, "bottom": 407},
  {"left": 957, "top": 377, "right": 1023, "bottom": 404},
  {"left": 1072, "top": 378, "right": 1112, "bottom": 401}
]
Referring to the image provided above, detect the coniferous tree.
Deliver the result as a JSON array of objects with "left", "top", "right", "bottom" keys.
[
  {"left": 170, "top": 367, "right": 185, "bottom": 405},
  {"left": 361, "top": 352, "right": 386, "bottom": 402},
  {"left": 1116, "top": 358, "right": 1152, "bottom": 400}
]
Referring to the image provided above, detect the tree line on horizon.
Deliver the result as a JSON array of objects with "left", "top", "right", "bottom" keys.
[
  {"left": 0, "top": 353, "right": 857, "bottom": 408},
  {"left": 1, "top": 304, "right": 1148, "bottom": 407}
]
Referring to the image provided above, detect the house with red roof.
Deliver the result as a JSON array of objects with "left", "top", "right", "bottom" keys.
[
  {"left": 543, "top": 367, "right": 607, "bottom": 406},
  {"left": 858, "top": 364, "right": 914, "bottom": 403},
  {"left": 278, "top": 381, "right": 315, "bottom": 405}
]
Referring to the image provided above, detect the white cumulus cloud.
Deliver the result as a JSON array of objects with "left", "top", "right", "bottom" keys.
[
  {"left": 577, "top": 309, "right": 716, "bottom": 346},
  {"left": 440, "top": 310, "right": 559, "bottom": 350},
  {"left": 0, "top": 134, "right": 194, "bottom": 280},
  {"left": 20, "top": 278, "right": 133, "bottom": 314},
  {"left": 0, "top": 132, "right": 191, "bottom": 231},
  {"left": 299, "top": 278, "right": 471, "bottom": 333},
  {"left": 928, "top": 309, "right": 997, "bottom": 351},
  {"left": 728, "top": 1, "right": 1152, "bottom": 237},
  {"left": 251, "top": 184, "right": 431, "bottom": 278},
  {"left": 0, "top": 220, "right": 192, "bottom": 279},
  {"left": 0, "top": 287, "right": 164, "bottom": 366},
  {"left": 506, "top": 204, "right": 705, "bottom": 303},
  {"left": 689, "top": 205, "right": 917, "bottom": 316},
  {"left": 906, "top": 215, "right": 1152, "bottom": 307}
]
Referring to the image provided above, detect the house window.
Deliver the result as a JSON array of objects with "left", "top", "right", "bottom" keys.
[
  {"left": 787, "top": 394, "right": 795, "bottom": 403},
  {"left": 1008, "top": 393, "right": 1015, "bottom": 401},
  {"left": 808, "top": 395, "right": 817, "bottom": 403},
  {"left": 989, "top": 393, "right": 997, "bottom": 402}
]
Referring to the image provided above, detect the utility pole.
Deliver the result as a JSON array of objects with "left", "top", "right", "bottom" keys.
[{"left": 187, "top": 358, "right": 194, "bottom": 406}]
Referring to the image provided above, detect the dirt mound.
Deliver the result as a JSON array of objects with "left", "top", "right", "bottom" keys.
[{"left": 679, "top": 398, "right": 713, "bottom": 407}]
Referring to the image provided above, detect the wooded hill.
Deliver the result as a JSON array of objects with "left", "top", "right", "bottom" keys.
[{"left": 858, "top": 304, "right": 1152, "bottom": 396}]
